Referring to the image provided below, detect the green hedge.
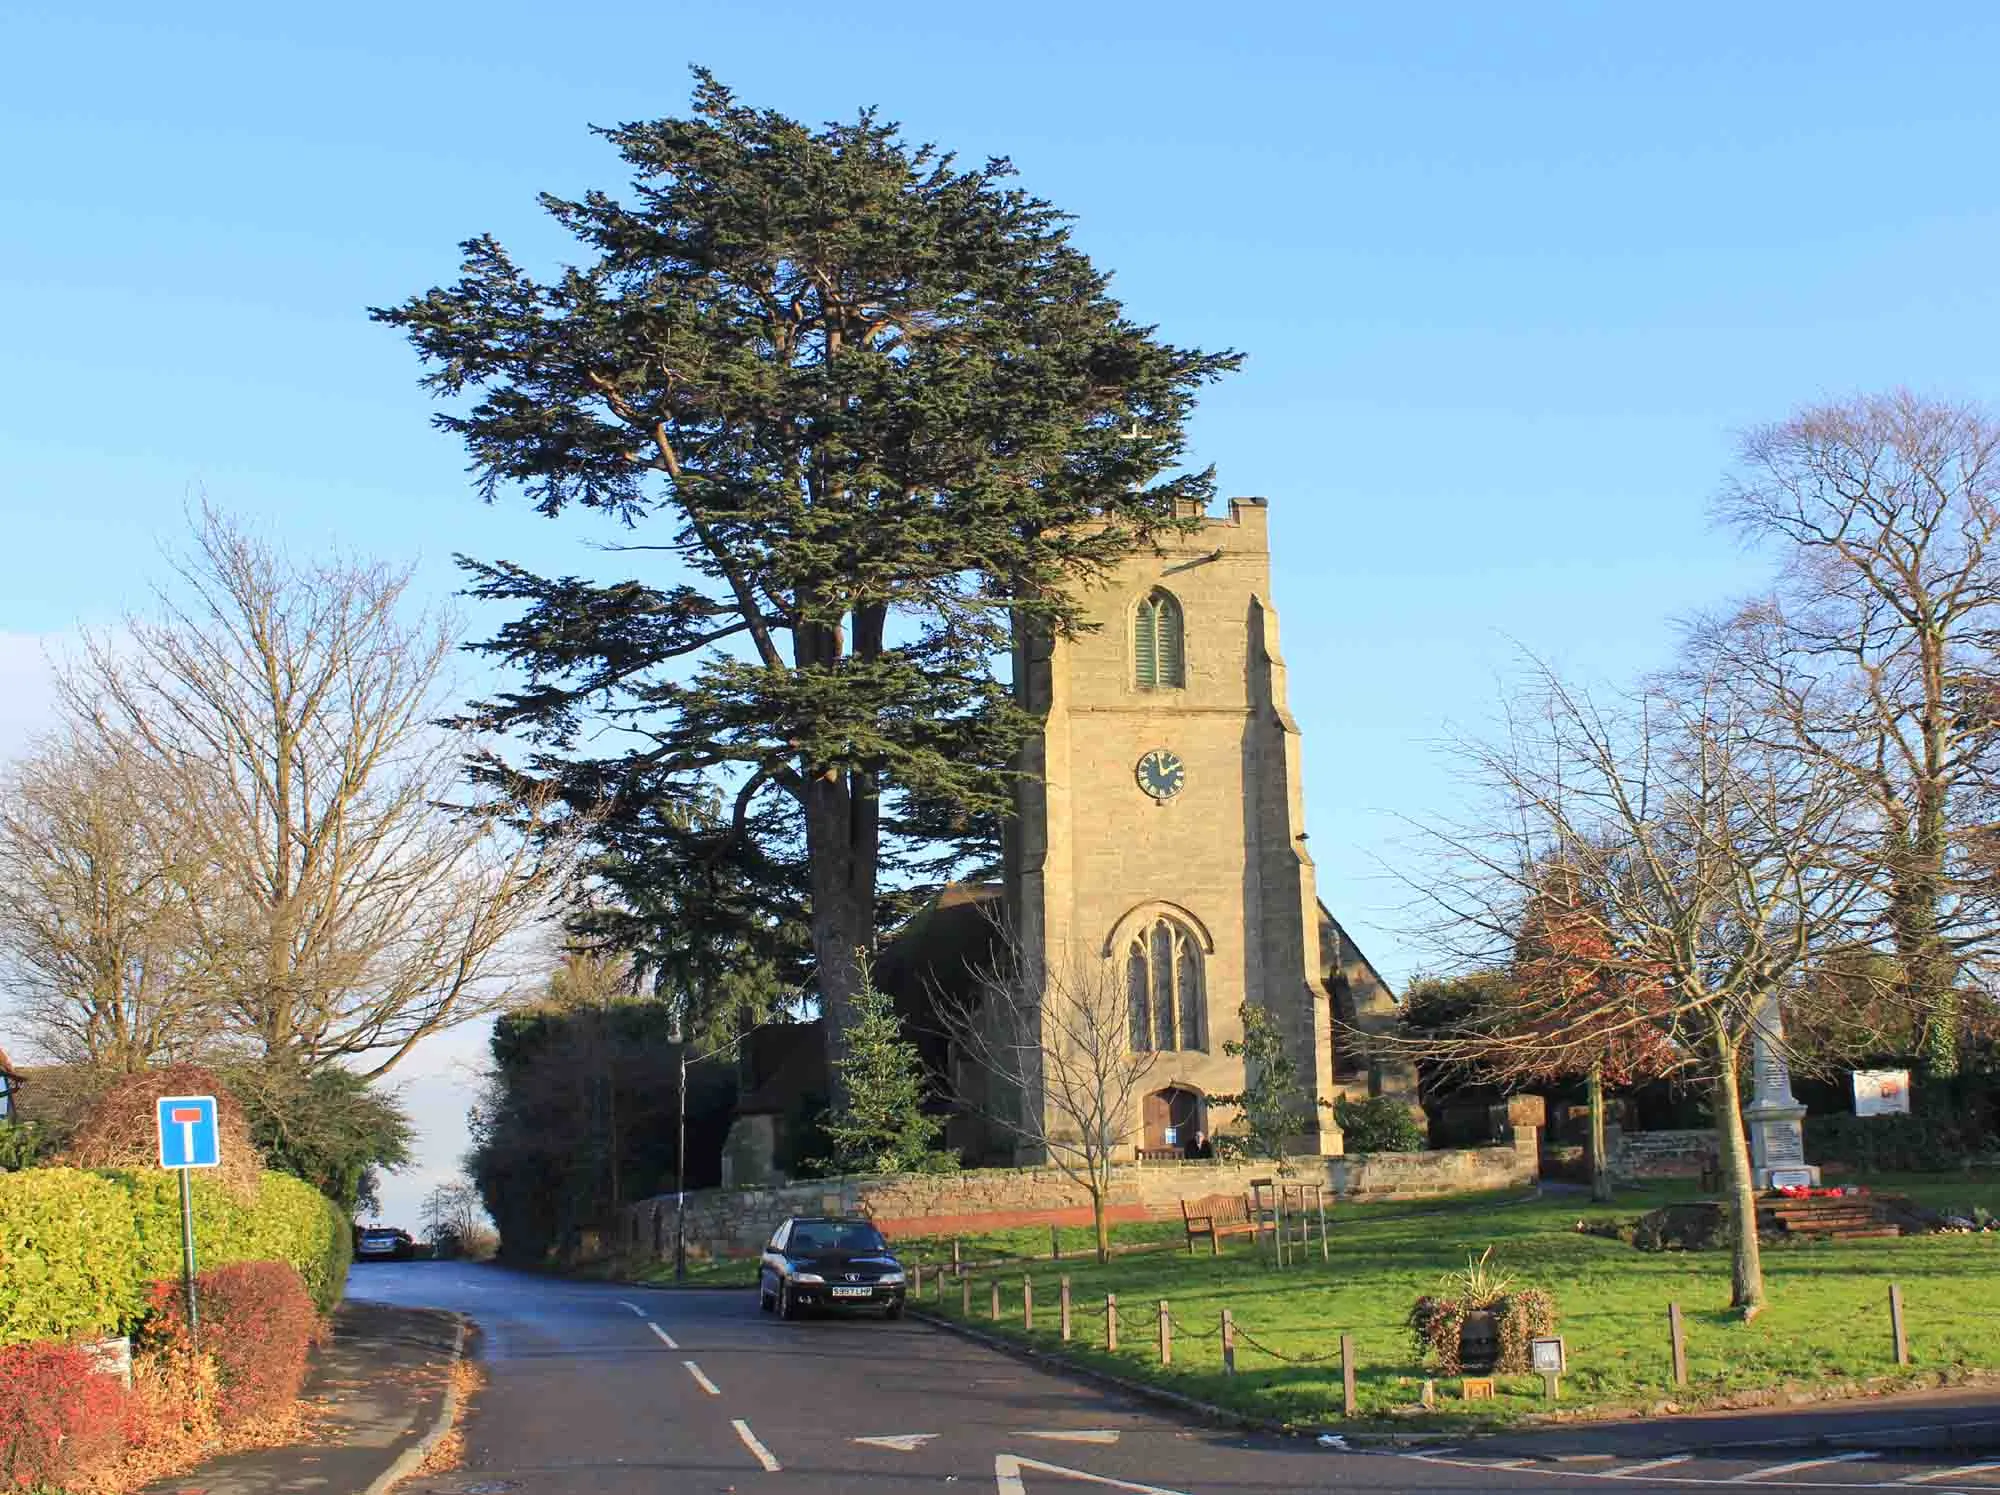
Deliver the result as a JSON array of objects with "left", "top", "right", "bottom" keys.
[
  {"left": 111, "top": 1169, "right": 352, "bottom": 1315},
  {"left": 0, "top": 1166, "right": 351, "bottom": 1346},
  {"left": 0, "top": 1170, "right": 144, "bottom": 1345}
]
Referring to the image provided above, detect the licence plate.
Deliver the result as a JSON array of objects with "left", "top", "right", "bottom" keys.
[{"left": 830, "top": 1285, "right": 873, "bottom": 1298}]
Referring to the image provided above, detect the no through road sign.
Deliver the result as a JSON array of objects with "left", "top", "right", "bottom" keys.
[{"left": 156, "top": 1095, "right": 221, "bottom": 1169}]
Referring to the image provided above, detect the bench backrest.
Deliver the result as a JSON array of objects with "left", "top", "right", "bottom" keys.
[{"left": 1182, "top": 1193, "right": 1251, "bottom": 1226}]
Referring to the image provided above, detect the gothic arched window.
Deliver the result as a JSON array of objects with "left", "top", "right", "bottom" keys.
[
  {"left": 1124, "top": 916, "right": 1205, "bottom": 1051},
  {"left": 1134, "top": 590, "right": 1185, "bottom": 689}
]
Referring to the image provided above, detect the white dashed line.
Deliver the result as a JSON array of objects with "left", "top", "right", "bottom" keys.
[
  {"left": 684, "top": 1360, "right": 721, "bottom": 1396},
  {"left": 1611, "top": 1455, "right": 1696, "bottom": 1477},
  {"left": 1730, "top": 1452, "right": 1881, "bottom": 1482},
  {"left": 616, "top": 1300, "right": 646, "bottom": 1317},
  {"left": 732, "top": 1418, "right": 782, "bottom": 1472},
  {"left": 647, "top": 1321, "right": 679, "bottom": 1349},
  {"left": 1901, "top": 1461, "right": 2000, "bottom": 1485}
]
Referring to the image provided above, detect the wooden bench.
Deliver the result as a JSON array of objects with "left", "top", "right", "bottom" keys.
[{"left": 1180, "top": 1193, "right": 1257, "bottom": 1255}]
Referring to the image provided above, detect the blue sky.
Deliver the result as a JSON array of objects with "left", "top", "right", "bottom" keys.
[{"left": 4, "top": 1, "right": 1998, "bottom": 1220}]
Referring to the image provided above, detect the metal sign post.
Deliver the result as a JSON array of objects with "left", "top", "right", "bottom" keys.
[{"left": 156, "top": 1096, "right": 221, "bottom": 1352}]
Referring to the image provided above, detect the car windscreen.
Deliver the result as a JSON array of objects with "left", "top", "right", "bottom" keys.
[{"left": 788, "top": 1223, "right": 888, "bottom": 1254}]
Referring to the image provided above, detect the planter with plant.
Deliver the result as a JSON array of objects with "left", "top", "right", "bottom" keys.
[{"left": 1409, "top": 1248, "right": 1557, "bottom": 1375}]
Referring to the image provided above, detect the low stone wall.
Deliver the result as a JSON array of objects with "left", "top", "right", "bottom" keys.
[
  {"left": 615, "top": 1141, "right": 1535, "bottom": 1262},
  {"left": 1609, "top": 1127, "right": 1716, "bottom": 1182}
]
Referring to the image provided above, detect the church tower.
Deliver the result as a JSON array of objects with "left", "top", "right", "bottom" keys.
[{"left": 1006, "top": 496, "right": 1347, "bottom": 1156}]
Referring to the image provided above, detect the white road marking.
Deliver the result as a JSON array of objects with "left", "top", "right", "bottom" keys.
[
  {"left": 994, "top": 1454, "right": 1187, "bottom": 1494},
  {"left": 733, "top": 1418, "right": 782, "bottom": 1472},
  {"left": 1902, "top": 1462, "right": 2000, "bottom": 1485},
  {"left": 1610, "top": 1455, "right": 1695, "bottom": 1477},
  {"left": 854, "top": 1434, "right": 939, "bottom": 1452},
  {"left": 683, "top": 1360, "right": 720, "bottom": 1396},
  {"left": 617, "top": 1300, "right": 646, "bottom": 1317},
  {"left": 647, "top": 1321, "right": 679, "bottom": 1349},
  {"left": 1024, "top": 1431, "right": 1121, "bottom": 1445},
  {"left": 1730, "top": 1452, "right": 1881, "bottom": 1481}
]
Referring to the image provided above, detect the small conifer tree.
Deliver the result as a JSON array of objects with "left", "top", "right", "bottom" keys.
[
  {"left": 1215, "top": 1003, "right": 1312, "bottom": 1160},
  {"left": 822, "top": 966, "right": 948, "bottom": 1175}
]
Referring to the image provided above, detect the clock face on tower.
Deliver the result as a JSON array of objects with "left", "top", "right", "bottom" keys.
[{"left": 1135, "top": 747, "right": 1187, "bottom": 800}]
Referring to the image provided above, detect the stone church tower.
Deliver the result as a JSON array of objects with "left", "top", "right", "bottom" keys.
[{"left": 1005, "top": 496, "right": 1353, "bottom": 1157}]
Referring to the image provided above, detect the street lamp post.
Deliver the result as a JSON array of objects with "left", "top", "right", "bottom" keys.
[{"left": 674, "top": 1029, "right": 749, "bottom": 1284}]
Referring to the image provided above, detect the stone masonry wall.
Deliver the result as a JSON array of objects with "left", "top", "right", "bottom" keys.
[
  {"left": 1608, "top": 1127, "right": 1717, "bottom": 1182},
  {"left": 615, "top": 1141, "right": 1536, "bottom": 1261}
]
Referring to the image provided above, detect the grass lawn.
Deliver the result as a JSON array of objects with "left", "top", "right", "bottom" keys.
[{"left": 892, "top": 1172, "right": 2000, "bottom": 1430}]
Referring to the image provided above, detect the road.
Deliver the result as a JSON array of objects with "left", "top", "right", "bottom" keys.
[{"left": 352, "top": 1262, "right": 2000, "bottom": 1495}]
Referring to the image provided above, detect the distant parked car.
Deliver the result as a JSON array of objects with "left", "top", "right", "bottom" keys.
[
  {"left": 356, "top": 1226, "right": 416, "bottom": 1262},
  {"left": 759, "top": 1216, "right": 906, "bottom": 1320}
]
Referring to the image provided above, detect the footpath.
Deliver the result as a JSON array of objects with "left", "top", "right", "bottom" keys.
[{"left": 142, "top": 1300, "right": 467, "bottom": 1495}]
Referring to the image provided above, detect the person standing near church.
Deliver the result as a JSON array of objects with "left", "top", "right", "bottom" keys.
[{"left": 1184, "top": 1129, "right": 1214, "bottom": 1161}]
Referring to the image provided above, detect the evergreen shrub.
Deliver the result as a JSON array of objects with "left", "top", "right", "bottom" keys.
[
  {"left": 111, "top": 1167, "right": 351, "bottom": 1313},
  {"left": 1335, "top": 1096, "right": 1429, "bottom": 1154},
  {"left": 0, "top": 1168, "right": 144, "bottom": 1345},
  {"left": 1807, "top": 1111, "right": 1994, "bottom": 1172}
]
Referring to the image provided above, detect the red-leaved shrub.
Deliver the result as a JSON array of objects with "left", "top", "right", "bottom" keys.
[
  {"left": 144, "top": 1261, "right": 317, "bottom": 1424},
  {"left": 0, "top": 1341, "right": 127, "bottom": 1490}
]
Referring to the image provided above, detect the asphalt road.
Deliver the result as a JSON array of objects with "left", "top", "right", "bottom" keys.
[{"left": 350, "top": 1262, "right": 2000, "bottom": 1495}]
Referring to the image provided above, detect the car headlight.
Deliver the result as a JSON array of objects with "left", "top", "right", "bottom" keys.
[
  {"left": 791, "top": 1271, "right": 824, "bottom": 1284},
  {"left": 878, "top": 1271, "right": 905, "bottom": 1285}
]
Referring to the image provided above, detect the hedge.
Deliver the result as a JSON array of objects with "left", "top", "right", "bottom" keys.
[
  {"left": 0, "top": 1166, "right": 352, "bottom": 1347},
  {"left": 0, "top": 1169, "right": 144, "bottom": 1345},
  {"left": 146, "top": 1261, "right": 318, "bottom": 1424},
  {"left": 0, "top": 1341, "right": 127, "bottom": 1490}
]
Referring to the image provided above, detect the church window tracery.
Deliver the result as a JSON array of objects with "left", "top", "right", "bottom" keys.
[
  {"left": 1134, "top": 590, "right": 1185, "bottom": 688},
  {"left": 1125, "top": 916, "right": 1204, "bottom": 1051}
]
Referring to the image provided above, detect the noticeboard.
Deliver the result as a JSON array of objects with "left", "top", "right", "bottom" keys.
[{"left": 1852, "top": 1069, "right": 1912, "bottom": 1118}]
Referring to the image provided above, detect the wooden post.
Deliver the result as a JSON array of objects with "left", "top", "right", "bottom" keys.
[
  {"left": 1158, "top": 1300, "right": 1172, "bottom": 1366},
  {"left": 1276, "top": 1197, "right": 1288, "bottom": 1268},
  {"left": 961, "top": 1275, "right": 971, "bottom": 1316},
  {"left": 1340, "top": 1333, "right": 1357, "bottom": 1417},
  {"left": 1106, "top": 1293, "right": 1118, "bottom": 1351},
  {"left": 1023, "top": 1275, "right": 1034, "bottom": 1332},
  {"left": 953, "top": 1238, "right": 962, "bottom": 1276},
  {"left": 1051, "top": 1224, "right": 1061, "bottom": 1262},
  {"left": 1890, "top": 1283, "right": 1909, "bottom": 1366},
  {"left": 990, "top": 1279, "right": 1001, "bottom": 1321},
  {"left": 1668, "top": 1301, "right": 1688, "bottom": 1386},
  {"left": 1060, "top": 1276, "right": 1072, "bottom": 1342},
  {"left": 1318, "top": 1188, "right": 1330, "bottom": 1263},
  {"left": 914, "top": 1261, "right": 924, "bottom": 1295},
  {"left": 1221, "top": 1308, "right": 1236, "bottom": 1375}
]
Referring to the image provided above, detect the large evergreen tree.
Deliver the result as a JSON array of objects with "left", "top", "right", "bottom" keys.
[{"left": 374, "top": 73, "right": 1238, "bottom": 1085}]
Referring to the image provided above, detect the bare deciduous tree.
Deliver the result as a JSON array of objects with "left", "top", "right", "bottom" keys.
[
  {"left": 935, "top": 932, "right": 1159, "bottom": 1263},
  {"left": 0, "top": 726, "right": 217, "bottom": 1069},
  {"left": 1397, "top": 660, "right": 1865, "bottom": 1314},
  {"left": 49, "top": 507, "right": 565, "bottom": 1077},
  {"left": 1701, "top": 392, "right": 2000, "bottom": 1076}
]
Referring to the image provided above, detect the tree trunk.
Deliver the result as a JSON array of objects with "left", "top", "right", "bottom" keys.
[
  {"left": 803, "top": 773, "right": 878, "bottom": 1112},
  {"left": 1091, "top": 1171, "right": 1111, "bottom": 1264},
  {"left": 1711, "top": 1021, "right": 1765, "bottom": 1316},
  {"left": 1587, "top": 1064, "right": 1612, "bottom": 1203}
]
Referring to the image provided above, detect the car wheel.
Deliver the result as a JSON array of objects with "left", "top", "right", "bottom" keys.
[
  {"left": 778, "top": 1282, "right": 799, "bottom": 1321},
  {"left": 758, "top": 1276, "right": 774, "bottom": 1313}
]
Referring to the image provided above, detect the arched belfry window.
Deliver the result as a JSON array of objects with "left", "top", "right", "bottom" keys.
[
  {"left": 1134, "top": 590, "right": 1185, "bottom": 689},
  {"left": 1125, "top": 916, "right": 1205, "bottom": 1052}
]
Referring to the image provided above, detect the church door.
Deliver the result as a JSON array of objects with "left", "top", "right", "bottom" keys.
[{"left": 1144, "top": 1085, "right": 1203, "bottom": 1151}]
